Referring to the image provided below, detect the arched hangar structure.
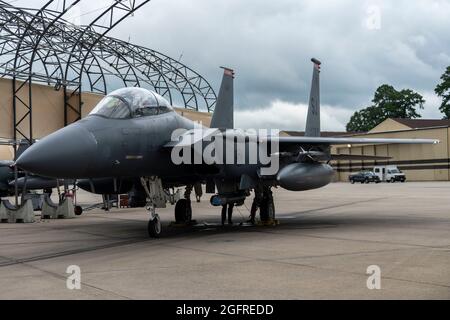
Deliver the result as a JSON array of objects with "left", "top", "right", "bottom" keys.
[{"left": 0, "top": 0, "right": 217, "bottom": 148}]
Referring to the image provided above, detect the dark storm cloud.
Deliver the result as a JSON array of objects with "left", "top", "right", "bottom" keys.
[
  {"left": 12, "top": 0, "right": 450, "bottom": 129},
  {"left": 107, "top": 0, "right": 450, "bottom": 115}
]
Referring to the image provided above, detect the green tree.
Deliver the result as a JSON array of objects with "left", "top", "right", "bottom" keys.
[
  {"left": 346, "top": 106, "right": 383, "bottom": 132},
  {"left": 346, "top": 84, "right": 425, "bottom": 132},
  {"left": 435, "top": 66, "right": 450, "bottom": 119},
  {"left": 372, "top": 84, "right": 424, "bottom": 119}
]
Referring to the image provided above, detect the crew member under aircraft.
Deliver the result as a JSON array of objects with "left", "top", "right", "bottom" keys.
[
  {"left": 194, "top": 183, "right": 202, "bottom": 203},
  {"left": 248, "top": 185, "right": 263, "bottom": 224},
  {"left": 221, "top": 202, "right": 234, "bottom": 225}
]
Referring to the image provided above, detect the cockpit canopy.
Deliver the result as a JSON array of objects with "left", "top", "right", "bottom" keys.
[{"left": 89, "top": 87, "right": 173, "bottom": 119}]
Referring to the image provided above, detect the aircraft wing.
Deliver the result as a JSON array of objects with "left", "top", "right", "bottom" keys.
[
  {"left": 165, "top": 129, "right": 440, "bottom": 148},
  {"left": 164, "top": 130, "right": 439, "bottom": 148},
  {"left": 273, "top": 136, "right": 439, "bottom": 145}
]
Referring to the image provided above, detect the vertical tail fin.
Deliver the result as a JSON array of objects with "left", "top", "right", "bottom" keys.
[
  {"left": 305, "top": 58, "right": 321, "bottom": 137},
  {"left": 210, "top": 67, "right": 234, "bottom": 129}
]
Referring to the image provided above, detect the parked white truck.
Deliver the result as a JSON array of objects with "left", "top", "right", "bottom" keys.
[{"left": 373, "top": 165, "right": 406, "bottom": 183}]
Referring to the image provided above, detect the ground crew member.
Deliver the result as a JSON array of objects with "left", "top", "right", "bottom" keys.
[
  {"left": 194, "top": 183, "right": 202, "bottom": 202},
  {"left": 248, "top": 185, "right": 263, "bottom": 224},
  {"left": 221, "top": 202, "right": 234, "bottom": 225}
]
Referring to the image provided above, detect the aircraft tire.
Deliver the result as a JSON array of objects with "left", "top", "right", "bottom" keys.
[
  {"left": 74, "top": 205, "right": 83, "bottom": 216},
  {"left": 174, "top": 199, "right": 192, "bottom": 223},
  {"left": 148, "top": 214, "right": 161, "bottom": 238}
]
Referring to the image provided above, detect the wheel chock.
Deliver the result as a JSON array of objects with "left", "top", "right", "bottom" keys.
[{"left": 257, "top": 219, "right": 280, "bottom": 226}]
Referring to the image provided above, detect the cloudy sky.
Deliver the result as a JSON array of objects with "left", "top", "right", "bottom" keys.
[{"left": 13, "top": 0, "right": 450, "bottom": 131}]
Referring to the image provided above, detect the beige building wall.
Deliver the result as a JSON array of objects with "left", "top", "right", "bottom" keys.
[
  {"left": 0, "top": 78, "right": 67, "bottom": 139},
  {"left": 81, "top": 93, "right": 105, "bottom": 118},
  {"left": 333, "top": 127, "right": 448, "bottom": 182},
  {"left": 0, "top": 78, "right": 16, "bottom": 139},
  {"left": 369, "top": 118, "right": 411, "bottom": 133},
  {"left": 0, "top": 145, "right": 13, "bottom": 160},
  {"left": 174, "top": 108, "right": 212, "bottom": 126}
]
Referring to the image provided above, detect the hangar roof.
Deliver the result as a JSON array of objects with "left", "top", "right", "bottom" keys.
[
  {"left": 370, "top": 118, "right": 450, "bottom": 133},
  {"left": 285, "top": 118, "right": 450, "bottom": 138},
  {"left": 391, "top": 118, "right": 450, "bottom": 129}
]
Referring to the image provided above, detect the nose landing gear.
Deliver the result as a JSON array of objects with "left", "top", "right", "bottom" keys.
[{"left": 141, "top": 176, "right": 166, "bottom": 238}]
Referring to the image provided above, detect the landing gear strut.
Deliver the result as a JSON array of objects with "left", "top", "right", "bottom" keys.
[{"left": 141, "top": 177, "right": 166, "bottom": 238}]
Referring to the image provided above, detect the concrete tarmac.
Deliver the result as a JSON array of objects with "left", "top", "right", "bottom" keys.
[{"left": 0, "top": 182, "right": 449, "bottom": 299}]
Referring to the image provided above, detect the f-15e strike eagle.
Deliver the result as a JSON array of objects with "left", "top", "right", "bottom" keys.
[
  {"left": 0, "top": 141, "right": 71, "bottom": 199},
  {"left": 15, "top": 58, "right": 439, "bottom": 237}
]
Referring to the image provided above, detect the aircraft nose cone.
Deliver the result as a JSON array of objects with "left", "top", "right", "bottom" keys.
[{"left": 15, "top": 124, "right": 97, "bottom": 178}]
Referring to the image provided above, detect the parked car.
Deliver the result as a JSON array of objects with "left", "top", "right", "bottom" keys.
[
  {"left": 373, "top": 165, "right": 406, "bottom": 183},
  {"left": 349, "top": 171, "right": 381, "bottom": 184}
]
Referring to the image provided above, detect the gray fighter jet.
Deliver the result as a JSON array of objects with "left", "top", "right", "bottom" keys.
[
  {"left": 0, "top": 141, "right": 65, "bottom": 198},
  {"left": 16, "top": 59, "right": 439, "bottom": 237},
  {"left": 0, "top": 160, "right": 14, "bottom": 197}
]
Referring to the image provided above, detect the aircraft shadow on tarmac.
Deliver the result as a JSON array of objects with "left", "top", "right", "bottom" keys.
[
  {"left": 1, "top": 212, "right": 437, "bottom": 268},
  {"left": 73, "top": 211, "right": 435, "bottom": 241}
]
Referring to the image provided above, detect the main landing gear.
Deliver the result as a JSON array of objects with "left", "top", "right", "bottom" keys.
[
  {"left": 174, "top": 199, "right": 192, "bottom": 224},
  {"left": 259, "top": 187, "right": 276, "bottom": 224},
  {"left": 174, "top": 184, "right": 193, "bottom": 224},
  {"left": 141, "top": 178, "right": 195, "bottom": 238}
]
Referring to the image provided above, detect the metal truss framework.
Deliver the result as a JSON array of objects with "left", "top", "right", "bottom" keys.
[{"left": 0, "top": 0, "right": 217, "bottom": 144}]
